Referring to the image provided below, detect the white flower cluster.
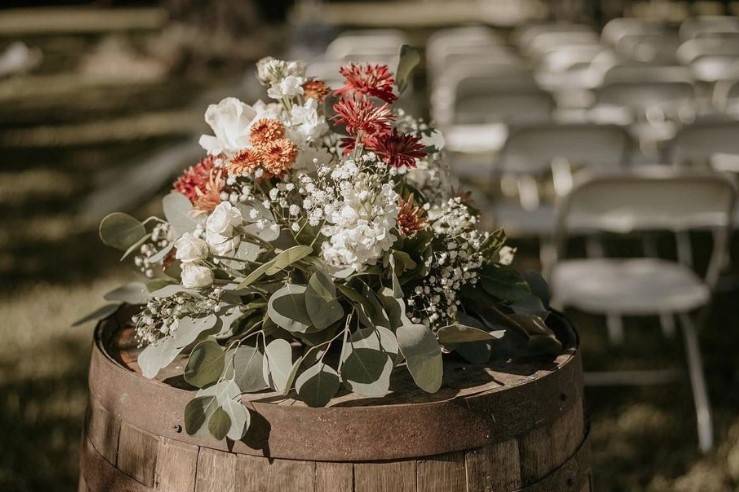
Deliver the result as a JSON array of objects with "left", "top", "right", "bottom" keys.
[
  {"left": 134, "top": 222, "right": 172, "bottom": 278},
  {"left": 257, "top": 57, "right": 307, "bottom": 99},
  {"left": 298, "top": 159, "right": 399, "bottom": 275},
  {"left": 408, "top": 198, "right": 490, "bottom": 328},
  {"left": 132, "top": 290, "right": 222, "bottom": 345}
]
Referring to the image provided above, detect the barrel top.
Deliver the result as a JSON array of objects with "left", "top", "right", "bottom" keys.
[{"left": 89, "top": 308, "right": 583, "bottom": 461}]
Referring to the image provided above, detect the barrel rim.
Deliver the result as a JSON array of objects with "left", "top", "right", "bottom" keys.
[{"left": 88, "top": 310, "right": 583, "bottom": 461}]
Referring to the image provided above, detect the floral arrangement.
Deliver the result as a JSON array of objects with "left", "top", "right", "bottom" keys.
[{"left": 88, "top": 49, "right": 561, "bottom": 442}]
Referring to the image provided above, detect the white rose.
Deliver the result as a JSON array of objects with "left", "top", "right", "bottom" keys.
[
  {"left": 421, "top": 130, "right": 445, "bottom": 150},
  {"left": 206, "top": 202, "right": 243, "bottom": 236},
  {"left": 267, "top": 75, "right": 305, "bottom": 99},
  {"left": 205, "top": 231, "right": 241, "bottom": 257},
  {"left": 498, "top": 246, "right": 516, "bottom": 266},
  {"left": 181, "top": 263, "right": 213, "bottom": 288},
  {"left": 289, "top": 99, "right": 328, "bottom": 144},
  {"left": 174, "top": 232, "right": 209, "bottom": 263},
  {"left": 198, "top": 97, "right": 257, "bottom": 156}
]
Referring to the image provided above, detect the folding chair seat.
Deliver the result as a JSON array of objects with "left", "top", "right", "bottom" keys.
[
  {"left": 549, "top": 169, "right": 736, "bottom": 452},
  {"left": 680, "top": 16, "right": 739, "bottom": 41}
]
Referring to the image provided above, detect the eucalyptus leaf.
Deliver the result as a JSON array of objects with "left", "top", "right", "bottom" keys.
[
  {"left": 455, "top": 341, "right": 493, "bottom": 364},
  {"left": 396, "top": 44, "right": 421, "bottom": 94},
  {"left": 222, "top": 396, "right": 250, "bottom": 440},
  {"left": 120, "top": 233, "right": 151, "bottom": 261},
  {"left": 195, "top": 379, "right": 248, "bottom": 439},
  {"left": 103, "top": 282, "right": 149, "bottom": 305},
  {"left": 184, "top": 340, "right": 225, "bottom": 388},
  {"left": 147, "top": 242, "right": 174, "bottom": 264},
  {"left": 265, "top": 245, "right": 313, "bottom": 275},
  {"left": 72, "top": 303, "right": 120, "bottom": 327},
  {"left": 208, "top": 407, "right": 231, "bottom": 440},
  {"left": 263, "top": 339, "right": 294, "bottom": 393},
  {"left": 184, "top": 396, "right": 215, "bottom": 435},
  {"left": 99, "top": 212, "right": 146, "bottom": 251},
  {"left": 295, "top": 362, "right": 341, "bottom": 407},
  {"left": 437, "top": 324, "right": 504, "bottom": 344},
  {"left": 163, "top": 191, "right": 197, "bottom": 237},
  {"left": 396, "top": 323, "right": 443, "bottom": 393},
  {"left": 238, "top": 260, "right": 276, "bottom": 288},
  {"left": 305, "top": 271, "right": 344, "bottom": 331},
  {"left": 228, "top": 345, "right": 268, "bottom": 393},
  {"left": 267, "top": 284, "right": 313, "bottom": 333},
  {"left": 341, "top": 347, "right": 392, "bottom": 397}
]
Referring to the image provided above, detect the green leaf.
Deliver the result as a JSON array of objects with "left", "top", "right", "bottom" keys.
[
  {"left": 120, "top": 233, "right": 151, "bottom": 261},
  {"left": 265, "top": 245, "right": 313, "bottom": 275},
  {"left": 208, "top": 407, "right": 231, "bottom": 440},
  {"left": 263, "top": 339, "right": 294, "bottom": 392},
  {"left": 99, "top": 212, "right": 146, "bottom": 251},
  {"left": 267, "top": 284, "right": 313, "bottom": 333},
  {"left": 305, "top": 271, "right": 344, "bottom": 331},
  {"left": 396, "top": 323, "right": 443, "bottom": 393},
  {"left": 221, "top": 396, "right": 250, "bottom": 440},
  {"left": 295, "top": 362, "right": 341, "bottom": 407},
  {"left": 184, "top": 340, "right": 225, "bottom": 388},
  {"left": 396, "top": 44, "right": 421, "bottom": 94},
  {"left": 184, "top": 396, "right": 215, "bottom": 435},
  {"left": 341, "top": 347, "right": 392, "bottom": 397},
  {"left": 455, "top": 342, "right": 493, "bottom": 364},
  {"left": 138, "top": 314, "right": 217, "bottom": 379},
  {"left": 349, "top": 325, "right": 399, "bottom": 358},
  {"left": 228, "top": 345, "right": 268, "bottom": 393},
  {"left": 480, "top": 265, "right": 531, "bottom": 302},
  {"left": 163, "top": 191, "right": 197, "bottom": 237},
  {"left": 103, "top": 282, "right": 149, "bottom": 304},
  {"left": 238, "top": 260, "right": 276, "bottom": 288},
  {"left": 71, "top": 303, "right": 120, "bottom": 326},
  {"left": 437, "top": 324, "right": 505, "bottom": 345},
  {"left": 378, "top": 288, "right": 411, "bottom": 328},
  {"left": 194, "top": 379, "right": 248, "bottom": 440}
]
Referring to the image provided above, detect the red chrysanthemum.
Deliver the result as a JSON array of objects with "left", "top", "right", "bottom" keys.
[
  {"left": 368, "top": 130, "right": 427, "bottom": 168},
  {"left": 173, "top": 156, "right": 215, "bottom": 204},
  {"left": 336, "top": 64, "right": 397, "bottom": 103},
  {"left": 397, "top": 195, "right": 427, "bottom": 237},
  {"left": 332, "top": 97, "right": 394, "bottom": 138}
]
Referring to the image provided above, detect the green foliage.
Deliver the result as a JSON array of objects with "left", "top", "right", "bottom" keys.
[
  {"left": 99, "top": 212, "right": 146, "bottom": 251},
  {"left": 103, "top": 282, "right": 149, "bottom": 305},
  {"left": 265, "top": 245, "right": 313, "bottom": 275},
  {"left": 228, "top": 344, "right": 269, "bottom": 393},
  {"left": 267, "top": 284, "right": 313, "bottom": 333},
  {"left": 396, "top": 323, "right": 443, "bottom": 393},
  {"left": 184, "top": 340, "right": 225, "bottom": 388},
  {"left": 479, "top": 264, "right": 531, "bottom": 302},
  {"left": 305, "top": 271, "right": 344, "bottom": 330},
  {"left": 162, "top": 191, "right": 197, "bottom": 237},
  {"left": 263, "top": 338, "right": 295, "bottom": 393},
  {"left": 295, "top": 361, "right": 341, "bottom": 407},
  {"left": 71, "top": 303, "right": 121, "bottom": 327}
]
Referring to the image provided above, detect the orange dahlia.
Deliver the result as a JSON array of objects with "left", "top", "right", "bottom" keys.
[
  {"left": 303, "top": 79, "right": 331, "bottom": 102},
  {"left": 229, "top": 148, "right": 262, "bottom": 176},
  {"left": 257, "top": 138, "right": 298, "bottom": 176},
  {"left": 250, "top": 118, "right": 285, "bottom": 145}
]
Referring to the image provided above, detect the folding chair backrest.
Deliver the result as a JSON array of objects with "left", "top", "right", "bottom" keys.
[
  {"left": 669, "top": 120, "right": 739, "bottom": 166},
  {"left": 558, "top": 171, "right": 734, "bottom": 234},
  {"left": 602, "top": 18, "right": 668, "bottom": 46},
  {"left": 454, "top": 88, "right": 553, "bottom": 125},
  {"left": 680, "top": 16, "right": 739, "bottom": 41},
  {"left": 498, "top": 124, "right": 632, "bottom": 175},
  {"left": 326, "top": 30, "right": 407, "bottom": 60},
  {"left": 596, "top": 80, "right": 695, "bottom": 111},
  {"left": 555, "top": 170, "right": 735, "bottom": 284}
]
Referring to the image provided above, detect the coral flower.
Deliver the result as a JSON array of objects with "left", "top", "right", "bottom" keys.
[
  {"left": 332, "top": 97, "right": 394, "bottom": 138},
  {"left": 397, "top": 195, "right": 427, "bottom": 237},
  {"left": 229, "top": 148, "right": 261, "bottom": 176},
  {"left": 336, "top": 64, "right": 397, "bottom": 103},
  {"left": 194, "top": 169, "right": 225, "bottom": 213},
  {"left": 302, "top": 79, "right": 331, "bottom": 102},
  {"left": 173, "top": 156, "right": 215, "bottom": 204},
  {"left": 250, "top": 118, "right": 286, "bottom": 145},
  {"left": 369, "top": 130, "right": 427, "bottom": 168},
  {"left": 258, "top": 138, "right": 298, "bottom": 176}
]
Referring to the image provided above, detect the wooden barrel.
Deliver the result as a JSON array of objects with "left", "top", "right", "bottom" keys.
[{"left": 78, "top": 309, "right": 590, "bottom": 492}]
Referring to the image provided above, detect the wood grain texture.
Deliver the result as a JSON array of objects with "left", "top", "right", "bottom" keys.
[
  {"left": 417, "top": 451, "right": 466, "bottom": 492},
  {"left": 86, "top": 400, "right": 120, "bottom": 464},
  {"left": 354, "top": 460, "right": 416, "bottom": 492},
  {"left": 77, "top": 474, "right": 88, "bottom": 492},
  {"left": 80, "top": 438, "right": 149, "bottom": 492},
  {"left": 465, "top": 439, "right": 521, "bottom": 492},
  {"left": 235, "top": 454, "right": 315, "bottom": 491},
  {"left": 155, "top": 438, "right": 199, "bottom": 492},
  {"left": 195, "top": 447, "right": 236, "bottom": 492},
  {"left": 315, "top": 462, "right": 353, "bottom": 492},
  {"left": 518, "top": 398, "right": 584, "bottom": 486},
  {"left": 116, "top": 422, "right": 158, "bottom": 486}
]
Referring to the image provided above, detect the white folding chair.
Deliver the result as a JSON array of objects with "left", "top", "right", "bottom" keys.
[
  {"left": 602, "top": 18, "right": 669, "bottom": 47},
  {"left": 325, "top": 29, "right": 408, "bottom": 61},
  {"left": 489, "top": 124, "right": 632, "bottom": 268},
  {"left": 549, "top": 169, "right": 736, "bottom": 453},
  {"left": 680, "top": 16, "right": 739, "bottom": 41}
]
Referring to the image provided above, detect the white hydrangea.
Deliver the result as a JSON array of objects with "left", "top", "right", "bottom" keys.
[
  {"left": 289, "top": 98, "right": 328, "bottom": 144},
  {"left": 267, "top": 75, "right": 305, "bottom": 99},
  {"left": 320, "top": 169, "right": 399, "bottom": 275}
]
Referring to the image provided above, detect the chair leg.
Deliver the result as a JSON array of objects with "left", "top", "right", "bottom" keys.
[
  {"left": 678, "top": 313, "right": 714, "bottom": 453},
  {"left": 606, "top": 314, "right": 624, "bottom": 344},
  {"left": 660, "top": 312, "right": 676, "bottom": 338}
]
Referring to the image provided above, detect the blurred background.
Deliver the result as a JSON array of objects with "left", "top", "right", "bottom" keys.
[{"left": 2, "top": 0, "right": 739, "bottom": 490}]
